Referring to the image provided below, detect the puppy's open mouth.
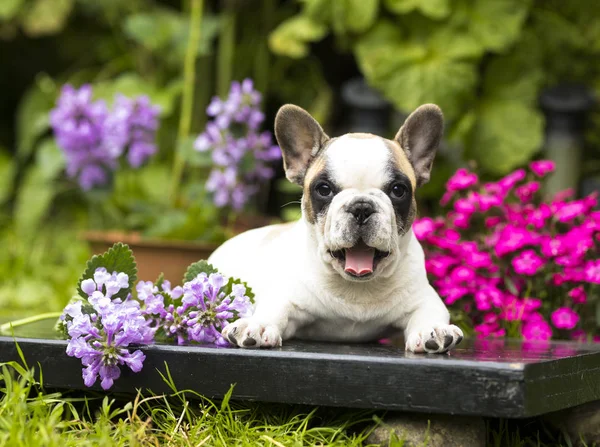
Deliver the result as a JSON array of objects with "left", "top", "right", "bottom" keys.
[{"left": 329, "top": 241, "right": 390, "bottom": 278}]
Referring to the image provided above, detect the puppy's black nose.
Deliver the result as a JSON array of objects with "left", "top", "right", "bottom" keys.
[{"left": 349, "top": 202, "right": 375, "bottom": 225}]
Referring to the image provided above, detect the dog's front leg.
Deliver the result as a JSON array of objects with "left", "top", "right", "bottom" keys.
[
  {"left": 401, "top": 290, "right": 464, "bottom": 354},
  {"left": 221, "top": 299, "right": 294, "bottom": 349}
]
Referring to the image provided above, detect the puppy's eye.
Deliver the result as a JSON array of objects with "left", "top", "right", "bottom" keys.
[
  {"left": 316, "top": 182, "right": 332, "bottom": 197},
  {"left": 390, "top": 183, "right": 407, "bottom": 199}
]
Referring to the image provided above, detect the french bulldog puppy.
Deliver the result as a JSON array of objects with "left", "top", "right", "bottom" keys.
[{"left": 208, "top": 103, "right": 463, "bottom": 353}]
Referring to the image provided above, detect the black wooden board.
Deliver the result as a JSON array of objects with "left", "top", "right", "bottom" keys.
[{"left": 1, "top": 335, "right": 600, "bottom": 418}]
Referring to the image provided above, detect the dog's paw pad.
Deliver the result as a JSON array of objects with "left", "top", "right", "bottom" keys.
[
  {"left": 222, "top": 319, "right": 281, "bottom": 349},
  {"left": 406, "top": 325, "right": 463, "bottom": 354}
]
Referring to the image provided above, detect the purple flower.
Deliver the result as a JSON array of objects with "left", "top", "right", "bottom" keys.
[
  {"left": 50, "top": 85, "right": 114, "bottom": 190},
  {"left": 51, "top": 85, "right": 160, "bottom": 190},
  {"left": 63, "top": 268, "right": 154, "bottom": 390},
  {"left": 551, "top": 308, "right": 580, "bottom": 330},
  {"left": 139, "top": 273, "right": 253, "bottom": 346},
  {"left": 193, "top": 78, "right": 281, "bottom": 210},
  {"left": 103, "top": 95, "right": 160, "bottom": 168}
]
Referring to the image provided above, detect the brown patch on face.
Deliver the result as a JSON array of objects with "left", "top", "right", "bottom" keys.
[
  {"left": 383, "top": 139, "right": 417, "bottom": 189},
  {"left": 300, "top": 138, "right": 337, "bottom": 224},
  {"left": 301, "top": 154, "right": 326, "bottom": 224}
]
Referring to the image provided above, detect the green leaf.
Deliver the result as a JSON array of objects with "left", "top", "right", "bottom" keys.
[
  {"left": 220, "top": 277, "right": 255, "bottom": 304},
  {"left": 333, "top": 0, "right": 379, "bottom": 34},
  {"left": 77, "top": 243, "right": 137, "bottom": 301},
  {"left": 467, "top": 100, "right": 543, "bottom": 175},
  {"left": 385, "top": 0, "right": 450, "bottom": 20},
  {"left": 269, "top": 15, "right": 328, "bottom": 58},
  {"left": 184, "top": 260, "right": 218, "bottom": 283},
  {"left": 36, "top": 139, "right": 65, "bottom": 181},
  {"left": 464, "top": 39, "right": 545, "bottom": 175},
  {"left": 124, "top": 9, "right": 220, "bottom": 62},
  {"left": 16, "top": 82, "right": 55, "bottom": 160},
  {"left": 21, "top": 0, "right": 74, "bottom": 36},
  {"left": 0, "top": 0, "right": 23, "bottom": 20},
  {"left": 93, "top": 73, "right": 181, "bottom": 116},
  {"left": 354, "top": 21, "right": 480, "bottom": 119},
  {"left": 13, "top": 165, "right": 56, "bottom": 236},
  {"left": 0, "top": 149, "right": 15, "bottom": 205},
  {"left": 154, "top": 272, "right": 165, "bottom": 289},
  {"left": 450, "top": 0, "right": 532, "bottom": 53}
]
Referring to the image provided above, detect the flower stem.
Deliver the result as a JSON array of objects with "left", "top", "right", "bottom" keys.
[
  {"left": 217, "top": 6, "right": 236, "bottom": 98},
  {"left": 0, "top": 312, "right": 62, "bottom": 335},
  {"left": 170, "top": 0, "right": 204, "bottom": 206}
]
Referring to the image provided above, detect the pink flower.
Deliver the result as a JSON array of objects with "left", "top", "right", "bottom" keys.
[
  {"left": 568, "top": 286, "right": 587, "bottom": 304},
  {"left": 525, "top": 204, "right": 551, "bottom": 229},
  {"left": 450, "top": 266, "right": 476, "bottom": 283},
  {"left": 454, "top": 197, "right": 477, "bottom": 213},
  {"left": 474, "top": 287, "right": 503, "bottom": 311},
  {"left": 511, "top": 250, "right": 545, "bottom": 275},
  {"left": 484, "top": 216, "right": 503, "bottom": 229},
  {"left": 514, "top": 181, "right": 540, "bottom": 202},
  {"left": 413, "top": 218, "right": 435, "bottom": 240},
  {"left": 522, "top": 319, "right": 552, "bottom": 341},
  {"left": 498, "top": 169, "right": 526, "bottom": 191},
  {"left": 495, "top": 226, "right": 537, "bottom": 257},
  {"left": 554, "top": 198, "right": 594, "bottom": 222},
  {"left": 529, "top": 160, "right": 555, "bottom": 177},
  {"left": 541, "top": 236, "right": 566, "bottom": 257},
  {"left": 440, "top": 191, "right": 453, "bottom": 206},
  {"left": 571, "top": 329, "right": 587, "bottom": 342},
  {"left": 446, "top": 168, "right": 478, "bottom": 191},
  {"left": 452, "top": 212, "right": 471, "bottom": 229},
  {"left": 425, "top": 256, "right": 456, "bottom": 277},
  {"left": 551, "top": 307, "right": 579, "bottom": 330},
  {"left": 440, "top": 287, "right": 470, "bottom": 305},
  {"left": 471, "top": 192, "right": 502, "bottom": 212},
  {"left": 502, "top": 296, "right": 542, "bottom": 321},
  {"left": 474, "top": 321, "right": 505, "bottom": 338},
  {"left": 584, "top": 260, "right": 600, "bottom": 284}
]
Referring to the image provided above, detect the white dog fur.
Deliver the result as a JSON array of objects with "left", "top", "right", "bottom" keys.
[{"left": 209, "top": 103, "right": 463, "bottom": 353}]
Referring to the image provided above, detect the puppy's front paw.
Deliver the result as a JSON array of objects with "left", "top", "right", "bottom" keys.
[
  {"left": 222, "top": 318, "right": 282, "bottom": 349},
  {"left": 405, "top": 325, "right": 463, "bottom": 354}
]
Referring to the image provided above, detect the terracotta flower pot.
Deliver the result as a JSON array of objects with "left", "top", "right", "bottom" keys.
[
  {"left": 81, "top": 231, "right": 218, "bottom": 284},
  {"left": 81, "top": 215, "right": 278, "bottom": 284}
]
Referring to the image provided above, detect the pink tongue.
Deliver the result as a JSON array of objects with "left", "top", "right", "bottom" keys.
[{"left": 344, "top": 246, "right": 375, "bottom": 276}]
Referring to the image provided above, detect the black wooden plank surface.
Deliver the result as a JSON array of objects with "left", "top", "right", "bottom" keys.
[{"left": 1, "top": 336, "right": 599, "bottom": 418}]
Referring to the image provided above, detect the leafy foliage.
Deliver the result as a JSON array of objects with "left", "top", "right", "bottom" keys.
[
  {"left": 77, "top": 243, "right": 137, "bottom": 301},
  {"left": 184, "top": 260, "right": 218, "bottom": 282},
  {"left": 269, "top": 16, "right": 328, "bottom": 59},
  {"left": 271, "top": 0, "right": 600, "bottom": 178},
  {"left": 355, "top": 21, "right": 480, "bottom": 118},
  {"left": 385, "top": 0, "right": 450, "bottom": 20}
]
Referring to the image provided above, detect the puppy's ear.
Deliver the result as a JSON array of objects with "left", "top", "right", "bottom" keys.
[
  {"left": 275, "top": 104, "right": 329, "bottom": 185},
  {"left": 395, "top": 104, "right": 444, "bottom": 187}
]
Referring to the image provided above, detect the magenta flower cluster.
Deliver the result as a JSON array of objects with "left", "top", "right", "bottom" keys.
[
  {"left": 194, "top": 79, "right": 281, "bottom": 210},
  {"left": 50, "top": 85, "right": 160, "bottom": 190},
  {"left": 61, "top": 268, "right": 253, "bottom": 389},
  {"left": 414, "top": 161, "right": 600, "bottom": 342}
]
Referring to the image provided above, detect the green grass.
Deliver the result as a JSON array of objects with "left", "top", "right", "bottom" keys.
[{"left": 0, "top": 356, "right": 596, "bottom": 447}]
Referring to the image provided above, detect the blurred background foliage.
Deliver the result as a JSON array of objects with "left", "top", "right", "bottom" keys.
[{"left": 0, "top": 0, "right": 599, "bottom": 316}]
